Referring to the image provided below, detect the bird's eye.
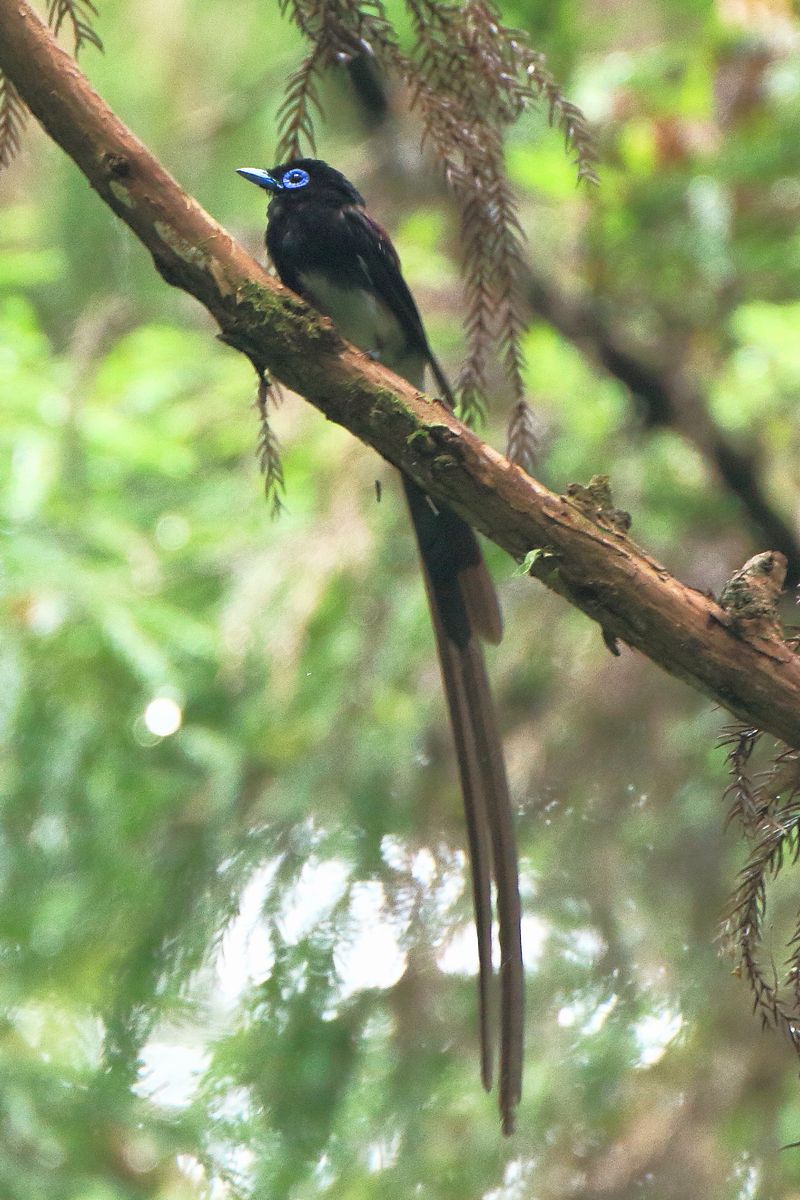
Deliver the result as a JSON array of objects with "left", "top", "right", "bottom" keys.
[{"left": 282, "top": 168, "right": 310, "bottom": 190}]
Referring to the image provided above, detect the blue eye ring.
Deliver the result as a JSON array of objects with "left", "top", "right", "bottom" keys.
[{"left": 282, "top": 168, "right": 310, "bottom": 190}]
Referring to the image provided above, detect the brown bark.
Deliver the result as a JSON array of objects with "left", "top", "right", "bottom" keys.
[{"left": 2, "top": 0, "right": 800, "bottom": 745}]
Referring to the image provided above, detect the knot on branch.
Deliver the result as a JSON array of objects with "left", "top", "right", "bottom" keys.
[
  {"left": 565, "top": 474, "right": 631, "bottom": 535},
  {"left": 101, "top": 151, "right": 131, "bottom": 179},
  {"left": 719, "top": 551, "right": 787, "bottom": 640}
]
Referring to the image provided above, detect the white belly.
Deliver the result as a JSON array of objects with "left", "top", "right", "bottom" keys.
[{"left": 299, "top": 271, "right": 425, "bottom": 388}]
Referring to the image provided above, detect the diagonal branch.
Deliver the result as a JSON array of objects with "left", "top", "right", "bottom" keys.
[
  {"left": 3, "top": 0, "right": 800, "bottom": 747},
  {"left": 524, "top": 271, "right": 800, "bottom": 582},
  {"left": 334, "top": 58, "right": 798, "bottom": 578}
]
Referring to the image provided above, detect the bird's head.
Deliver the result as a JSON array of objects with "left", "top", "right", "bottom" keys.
[{"left": 236, "top": 158, "right": 364, "bottom": 210}]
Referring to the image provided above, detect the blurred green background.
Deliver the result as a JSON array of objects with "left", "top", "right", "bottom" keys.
[{"left": 3, "top": 0, "right": 800, "bottom": 1195}]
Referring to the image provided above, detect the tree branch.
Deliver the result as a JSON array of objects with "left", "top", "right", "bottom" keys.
[
  {"left": 334, "top": 61, "right": 800, "bottom": 579},
  {"left": 3, "top": 0, "right": 800, "bottom": 746},
  {"left": 524, "top": 271, "right": 800, "bottom": 583}
]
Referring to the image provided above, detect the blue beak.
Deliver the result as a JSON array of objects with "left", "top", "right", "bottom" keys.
[{"left": 237, "top": 167, "right": 281, "bottom": 191}]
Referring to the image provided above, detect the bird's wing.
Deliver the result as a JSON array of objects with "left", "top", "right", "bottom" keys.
[{"left": 342, "top": 207, "right": 456, "bottom": 407}]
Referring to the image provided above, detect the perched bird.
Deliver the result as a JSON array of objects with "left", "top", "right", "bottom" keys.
[{"left": 238, "top": 158, "right": 523, "bottom": 1133}]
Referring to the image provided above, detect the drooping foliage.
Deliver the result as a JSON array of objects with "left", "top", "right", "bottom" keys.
[{"left": 275, "top": 0, "right": 595, "bottom": 429}]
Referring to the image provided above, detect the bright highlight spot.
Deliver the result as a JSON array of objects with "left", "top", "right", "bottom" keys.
[
  {"left": 135, "top": 1041, "right": 210, "bottom": 1107},
  {"left": 155, "top": 511, "right": 191, "bottom": 550},
  {"left": 634, "top": 1008, "right": 684, "bottom": 1067},
  {"left": 557, "top": 991, "right": 619, "bottom": 1034},
  {"left": 143, "top": 696, "right": 182, "bottom": 737},
  {"left": 278, "top": 857, "right": 350, "bottom": 945},
  {"left": 438, "top": 922, "right": 480, "bottom": 975},
  {"left": 334, "top": 881, "right": 407, "bottom": 997},
  {"left": 217, "top": 862, "right": 279, "bottom": 1003}
]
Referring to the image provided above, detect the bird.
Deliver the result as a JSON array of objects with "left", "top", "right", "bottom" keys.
[{"left": 237, "top": 158, "right": 523, "bottom": 1133}]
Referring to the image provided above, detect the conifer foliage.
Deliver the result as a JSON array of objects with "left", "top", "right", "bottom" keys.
[
  {"left": 0, "top": 71, "right": 27, "bottom": 168},
  {"left": 721, "top": 725, "right": 800, "bottom": 1051},
  {"left": 275, "top": 0, "right": 597, "bottom": 426}
]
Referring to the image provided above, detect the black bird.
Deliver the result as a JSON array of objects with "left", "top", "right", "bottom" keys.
[{"left": 238, "top": 158, "right": 523, "bottom": 1133}]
